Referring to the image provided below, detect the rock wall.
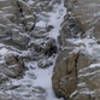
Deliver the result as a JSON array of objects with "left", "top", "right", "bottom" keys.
[{"left": 52, "top": 0, "right": 100, "bottom": 100}]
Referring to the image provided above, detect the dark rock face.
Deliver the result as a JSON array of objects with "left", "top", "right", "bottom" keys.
[
  {"left": 58, "top": 13, "right": 84, "bottom": 49},
  {"left": 52, "top": 53, "right": 78, "bottom": 98},
  {"left": 0, "top": 54, "right": 25, "bottom": 81},
  {"left": 52, "top": 51, "right": 94, "bottom": 99}
]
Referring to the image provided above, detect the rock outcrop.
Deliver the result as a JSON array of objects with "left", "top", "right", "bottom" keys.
[
  {"left": 52, "top": 0, "right": 100, "bottom": 100},
  {"left": 65, "top": 0, "right": 100, "bottom": 39}
]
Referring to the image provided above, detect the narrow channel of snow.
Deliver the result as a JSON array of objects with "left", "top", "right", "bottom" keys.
[
  {"left": 47, "top": 0, "right": 67, "bottom": 40},
  {"left": 9, "top": 0, "right": 66, "bottom": 100},
  {"left": 30, "top": 0, "right": 66, "bottom": 99}
]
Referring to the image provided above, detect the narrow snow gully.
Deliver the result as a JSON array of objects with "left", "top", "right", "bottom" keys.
[
  {"left": 29, "top": 1, "right": 66, "bottom": 100},
  {"left": 8, "top": 0, "right": 67, "bottom": 100}
]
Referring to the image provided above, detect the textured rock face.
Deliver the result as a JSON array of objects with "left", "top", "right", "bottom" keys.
[
  {"left": 58, "top": 13, "right": 84, "bottom": 48},
  {"left": 4, "top": 54, "right": 26, "bottom": 78},
  {"left": 52, "top": 40, "right": 100, "bottom": 100},
  {"left": 65, "top": 0, "right": 100, "bottom": 39},
  {"left": 52, "top": 0, "right": 100, "bottom": 100},
  {"left": 52, "top": 51, "right": 95, "bottom": 99},
  {"left": 0, "top": 53, "right": 25, "bottom": 80},
  {"left": 52, "top": 53, "right": 78, "bottom": 98}
]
